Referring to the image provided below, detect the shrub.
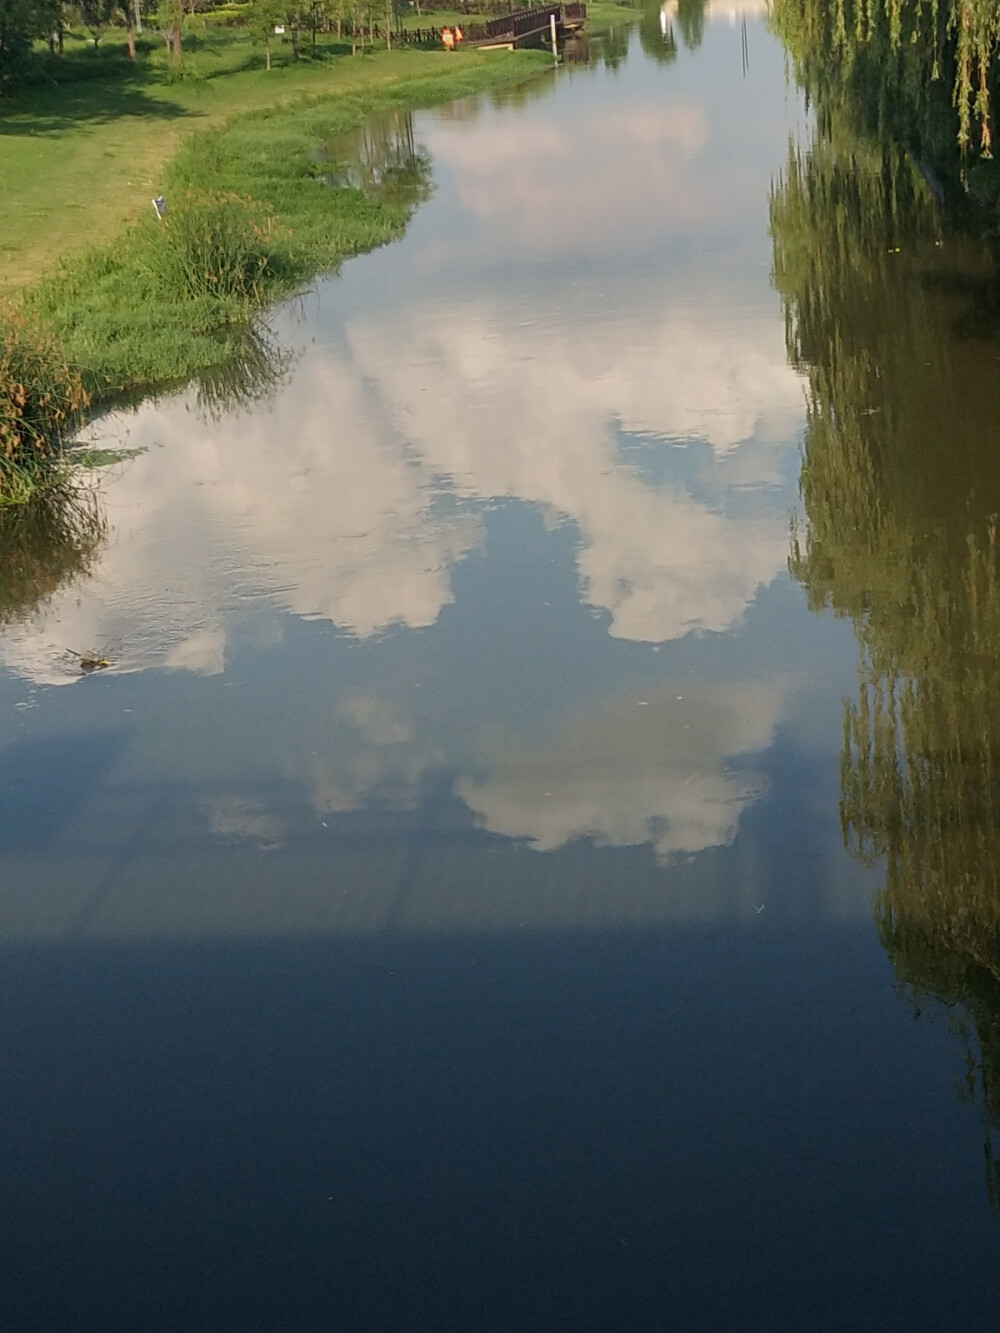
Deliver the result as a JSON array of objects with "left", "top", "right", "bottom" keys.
[
  {"left": 138, "top": 191, "right": 281, "bottom": 304},
  {"left": 0, "top": 306, "right": 89, "bottom": 505}
]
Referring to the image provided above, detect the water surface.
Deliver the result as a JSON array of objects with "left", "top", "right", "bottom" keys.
[{"left": 3, "top": 12, "right": 1000, "bottom": 1330}]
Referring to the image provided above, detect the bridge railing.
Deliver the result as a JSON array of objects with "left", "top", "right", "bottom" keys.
[
  {"left": 484, "top": 4, "right": 560, "bottom": 38},
  {"left": 388, "top": 4, "right": 584, "bottom": 44}
]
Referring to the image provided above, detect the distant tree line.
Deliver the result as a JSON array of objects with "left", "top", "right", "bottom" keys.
[{"left": 0, "top": 0, "right": 551, "bottom": 87}]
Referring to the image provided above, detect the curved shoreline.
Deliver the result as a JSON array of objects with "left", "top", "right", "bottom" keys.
[{"left": 19, "top": 51, "right": 551, "bottom": 414}]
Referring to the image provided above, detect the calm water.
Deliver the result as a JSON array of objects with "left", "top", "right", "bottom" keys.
[{"left": 4, "top": 11, "right": 1000, "bottom": 1331}]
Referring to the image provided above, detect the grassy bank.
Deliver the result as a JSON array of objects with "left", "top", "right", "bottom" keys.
[
  {"left": 23, "top": 50, "right": 550, "bottom": 392},
  {"left": 1, "top": 44, "right": 551, "bottom": 500},
  {"left": 1, "top": 5, "right": 635, "bottom": 291},
  {"left": 0, "top": 7, "right": 637, "bottom": 501},
  {"left": 1, "top": 41, "right": 538, "bottom": 290}
]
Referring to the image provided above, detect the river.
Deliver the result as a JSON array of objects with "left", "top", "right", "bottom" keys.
[{"left": 3, "top": 9, "right": 1000, "bottom": 1330}]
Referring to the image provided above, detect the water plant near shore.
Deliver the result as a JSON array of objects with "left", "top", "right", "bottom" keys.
[{"left": 0, "top": 306, "right": 90, "bottom": 505}]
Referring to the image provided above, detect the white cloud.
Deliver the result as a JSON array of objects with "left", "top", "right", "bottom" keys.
[
  {"left": 457, "top": 679, "right": 781, "bottom": 857},
  {"left": 0, "top": 290, "right": 801, "bottom": 682}
]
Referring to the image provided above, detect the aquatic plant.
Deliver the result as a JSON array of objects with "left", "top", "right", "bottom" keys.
[{"left": 0, "top": 305, "right": 89, "bottom": 505}]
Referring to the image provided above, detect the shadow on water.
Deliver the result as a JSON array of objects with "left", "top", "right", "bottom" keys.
[
  {"left": 2, "top": 921, "right": 994, "bottom": 1333},
  {"left": 0, "top": 732, "right": 126, "bottom": 851},
  {"left": 192, "top": 320, "right": 298, "bottom": 423}
]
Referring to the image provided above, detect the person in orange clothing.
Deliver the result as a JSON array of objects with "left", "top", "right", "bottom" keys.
[
  {"left": 453, "top": 24, "right": 464, "bottom": 42},
  {"left": 441, "top": 25, "right": 455, "bottom": 48}
]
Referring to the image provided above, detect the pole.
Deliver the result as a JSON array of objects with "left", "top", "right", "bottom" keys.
[{"left": 550, "top": 10, "right": 557, "bottom": 61}]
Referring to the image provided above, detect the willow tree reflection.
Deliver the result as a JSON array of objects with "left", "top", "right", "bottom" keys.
[
  {"left": 320, "top": 111, "right": 433, "bottom": 210},
  {"left": 773, "top": 86, "right": 1000, "bottom": 1205}
]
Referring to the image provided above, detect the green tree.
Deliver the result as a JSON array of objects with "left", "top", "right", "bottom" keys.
[
  {"left": 0, "top": 0, "right": 46, "bottom": 88},
  {"left": 772, "top": 0, "right": 1000, "bottom": 158},
  {"left": 247, "top": 0, "right": 283, "bottom": 67},
  {"left": 80, "top": 0, "right": 114, "bottom": 47},
  {"left": 153, "top": 0, "right": 183, "bottom": 62}
]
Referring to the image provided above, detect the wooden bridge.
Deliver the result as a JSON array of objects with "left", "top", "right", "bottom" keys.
[
  {"left": 476, "top": 3, "right": 587, "bottom": 48},
  {"left": 385, "top": 4, "right": 586, "bottom": 50}
]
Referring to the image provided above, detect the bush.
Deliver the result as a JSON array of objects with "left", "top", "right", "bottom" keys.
[
  {"left": 138, "top": 191, "right": 281, "bottom": 303},
  {"left": 0, "top": 306, "right": 89, "bottom": 504}
]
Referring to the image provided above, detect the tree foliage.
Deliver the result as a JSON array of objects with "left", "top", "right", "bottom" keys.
[
  {"left": 772, "top": 0, "right": 1000, "bottom": 157},
  {"left": 0, "top": 0, "right": 48, "bottom": 87}
]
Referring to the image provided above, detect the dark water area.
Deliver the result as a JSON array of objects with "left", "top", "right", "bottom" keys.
[{"left": 4, "top": 4, "right": 1000, "bottom": 1329}]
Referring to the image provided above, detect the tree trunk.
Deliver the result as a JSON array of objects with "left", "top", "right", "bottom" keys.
[
  {"left": 290, "top": 21, "right": 300, "bottom": 57},
  {"left": 265, "top": 34, "right": 271, "bottom": 67},
  {"left": 125, "top": 18, "right": 136, "bottom": 58},
  {"left": 171, "top": 15, "right": 182, "bottom": 61},
  {"left": 384, "top": 0, "right": 390, "bottom": 48}
]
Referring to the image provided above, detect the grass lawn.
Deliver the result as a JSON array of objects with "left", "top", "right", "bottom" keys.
[
  {"left": 0, "top": 36, "right": 492, "bottom": 288},
  {"left": 0, "top": 1, "right": 639, "bottom": 501},
  {"left": 0, "top": 2, "right": 637, "bottom": 291}
]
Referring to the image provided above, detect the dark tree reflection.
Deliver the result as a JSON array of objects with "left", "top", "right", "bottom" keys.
[
  {"left": 0, "top": 485, "right": 107, "bottom": 627},
  {"left": 772, "top": 44, "right": 1000, "bottom": 1207},
  {"left": 320, "top": 111, "right": 433, "bottom": 210},
  {"left": 194, "top": 322, "right": 297, "bottom": 423}
]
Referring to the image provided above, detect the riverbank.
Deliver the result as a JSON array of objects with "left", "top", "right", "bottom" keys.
[
  {"left": 30, "top": 50, "right": 553, "bottom": 387},
  {"left": 2, "top": 47, "right": 554, "bottom": 503},
  {"left": 1, "top": 5, "right": 636, "bottom": 291},
  {"left": 1, "top": 9, "right": 637, "bottom": 503}
]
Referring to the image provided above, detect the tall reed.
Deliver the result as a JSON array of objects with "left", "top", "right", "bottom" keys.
[{"left": 0, "top": 305, "right": 89, "bottom": 505}]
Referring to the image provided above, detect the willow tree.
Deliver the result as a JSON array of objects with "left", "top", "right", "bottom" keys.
[
  {"left": 773, "top": 97, "right": 1000, "bottom": 1207},
  {"left": 772, "top": 0, "right": 1000, "bottom": 158}
]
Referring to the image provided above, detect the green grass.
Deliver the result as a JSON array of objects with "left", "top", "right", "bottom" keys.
[
  {"left": 0, "top": 31, "right": 534, "bottom": 288},
  {"left": 14, "top": 46, "right": 550, "bottom": 399},
  {"left": 0, "top": 8, "right": 635, "bottom": 290},
  {"left": 0, "top": 7, "right": 636, "bottom": 500}
]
